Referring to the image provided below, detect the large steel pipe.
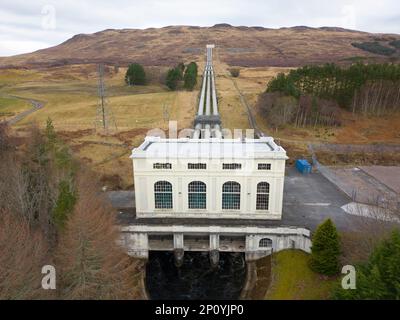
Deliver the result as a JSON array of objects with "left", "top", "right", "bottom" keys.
[
  {"left": 205, "top": 70, "right": 211, "bottom": 116},
  {"left": 211, "top": 70, "right": 218, "bottom": 116},
  {"left": 197, "top": 70, "right": 207, "bottom": 116}
]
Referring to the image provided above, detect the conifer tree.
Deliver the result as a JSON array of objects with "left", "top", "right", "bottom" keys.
[
  {"left": 165, "top": 67, "right": 181, "bottom": 90},
  {"left": 184, "top": 62, "right": 198, "bottom": 90},
  {"left": 334, "top": 230, "right": 400, "bottom": 299},
  {"left": 125, "top": 63, "right": 146, "bottom": 86},
  {"left": 310, "top": 219, "right": 340, "bottom": 276}
]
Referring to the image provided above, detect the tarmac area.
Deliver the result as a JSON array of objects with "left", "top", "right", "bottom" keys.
[{"left": 108, "top": 167, "right": 368, "bottom": 232}]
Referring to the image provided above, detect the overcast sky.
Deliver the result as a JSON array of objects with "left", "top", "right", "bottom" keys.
[{"left": 1, "top": 0, "right": 399, "bottom": 57}]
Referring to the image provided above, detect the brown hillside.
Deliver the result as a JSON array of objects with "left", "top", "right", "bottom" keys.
[{"left": 0, "top": 24, "right": 399, "bottom": 68}]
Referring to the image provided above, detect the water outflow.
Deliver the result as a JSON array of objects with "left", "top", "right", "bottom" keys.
[
  {"left": 193, "top": 45, "right": 222, "bottom": 139},
  {"left": 146, "top": 251, "right": 246, "bottom": 300}
]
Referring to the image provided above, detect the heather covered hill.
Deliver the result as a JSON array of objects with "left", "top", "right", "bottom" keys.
[{"left": 1, "top": 24, "right": 399, "bottom": 68}]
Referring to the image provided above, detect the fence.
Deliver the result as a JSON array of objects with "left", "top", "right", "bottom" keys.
[{"left": 308, "top": 143, "right": 400, "bottom": 211}]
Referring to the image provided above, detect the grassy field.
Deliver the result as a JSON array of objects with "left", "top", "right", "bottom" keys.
[
  {"left": 212, "top": 51, "right": 400, "bottom": 165},
  {"left": 1, "top": 58, "right": 399, "bottom": 188},
  {"left": 0, "top": 64, "right": 198, "bottom": 189},
  {"left": 265, "top": 250, "right": 337, "bottom": 300},
  {"left": 213, "top": 49, "right": 400, "bottom": 146},
  {"left": 0, "top": 96, "right": 32, "bottom": 121}
]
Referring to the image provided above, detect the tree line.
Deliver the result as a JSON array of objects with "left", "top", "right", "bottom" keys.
[
  {"left": 166, "top": 61, "right": 198, "bottom": 91},
  {"left": 267, "top": 63, "right": 400, "bottom": 113},
  {"left": 309, "top": 218, "right": 400, "bottom": 299},
  {"left": 0, "top": 122, "right": 143, "bottom": 299},
  {"left": 125, "top": 62, "right": 198, "bottom": 91},
  {"left": 351, "top": 42, "right": 397, "bottom": 56}
]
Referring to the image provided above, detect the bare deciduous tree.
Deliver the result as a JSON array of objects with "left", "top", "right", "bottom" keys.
[
  {"left": 0, "top": 210, "right": 52, "bottom": 299},
  {"left": 340, "top": 200, "right": 400, "bottom": 264},
  {"left": 56, "top": 169, "right": 142, "bottom": 299}
]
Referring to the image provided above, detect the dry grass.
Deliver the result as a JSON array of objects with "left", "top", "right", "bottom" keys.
[
  {"left": 1, "top": 26, "right": 398, "bottom": 69},
  {"left": 212, "top": 54, "right": 400, "bottom": 146},
  {"left": 2, "top": 54, "right": 399, "bottom": 188},
  {"left": 0, "top": 64, "right": 197, "bottom": 189},
  {"left": 0, "top": 96, "right": 32, "bottom": 121}
]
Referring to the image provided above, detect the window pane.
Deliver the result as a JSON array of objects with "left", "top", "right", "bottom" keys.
[
  {"left": 257, "top": 182, "right": 270, "bottom": 193},
  {"left": 154, "top": 181, "right": 173, "bottom": 209},
  {"left": 188, "top": 163, "right": 206, "bottom": 170},
  {"left": 188, "top": 181, "right": 206, "bottom": 193},
  {"left": 222, "top": 182, "right": 241, "bottom": 193},
  {"left": 154, "top": 181, "right": 172, "bottom": 192},
  {"left": 256, "top": 194, "right": 269, "bottom": 210},
  {"left": 258, "top": 163, "right": 271, "bottom": 170},
  {"left": 259, "top": 238, "right": 272, "bottom": 247},
  {"left": 256, "top": 182, "right": 269, "bottom": 210},
  {"left": 222, "top": 194, "right": 240, "bottom": 210},
  {"left": 155, "top": 193, "right": 173, "bottom": 209},
  {"left": 189, "top": 193, "right": 206, "bottom": 209},
  {"left": 188, "top": 181, "right": 206, "bottom": 209}
]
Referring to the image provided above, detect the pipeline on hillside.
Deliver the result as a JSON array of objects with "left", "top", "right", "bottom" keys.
[{"left": 193, "top": 45, "right": 222, "bottom": 139}]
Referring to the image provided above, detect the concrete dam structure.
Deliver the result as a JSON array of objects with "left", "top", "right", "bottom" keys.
[{"left": 119, "top": 45, "right": 311, "bottom": 265}]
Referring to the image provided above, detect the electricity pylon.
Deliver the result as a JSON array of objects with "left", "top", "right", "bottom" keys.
[{"left": 95, "top": 64, "right": 117, "bottom": 134}]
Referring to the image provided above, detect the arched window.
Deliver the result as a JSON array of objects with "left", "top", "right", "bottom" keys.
[
  {"left": 259, "top": 238, "right": 273, "bottom": 248},
  {"left": 188, "top": 181, "right": 206, "bottom": 209},
  {"left": 154, "top": 181, "right": 173, "bottom": 209},
  {"left": 256, "top": 182, "right": 270, "bottom": 210},
  {"left": 222, "top": 181, "right": 241, "bottom": 210}
]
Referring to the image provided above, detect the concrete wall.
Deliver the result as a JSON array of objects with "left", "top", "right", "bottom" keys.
[{"left": 120, "top": 225, "right": 312, "bottom": 261}]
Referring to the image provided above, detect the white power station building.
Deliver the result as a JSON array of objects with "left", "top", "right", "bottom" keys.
[
  {"left": 131, "top": 136, "right": 288, "bottom": 220},
  {"left": 121, "top": 45, "right": 311, "bottom": 262}
]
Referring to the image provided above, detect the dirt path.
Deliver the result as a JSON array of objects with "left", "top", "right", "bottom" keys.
[
  {"left": 5, "top": 95, "right": 44, "bottom": 125},
  {"left": 214, "top": 48, "right": 266, "bottom": 138}
]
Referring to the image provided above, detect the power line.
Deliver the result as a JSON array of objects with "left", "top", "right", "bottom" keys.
[{"left": 95, "top": 64, "right": 117, "bottom": 134}]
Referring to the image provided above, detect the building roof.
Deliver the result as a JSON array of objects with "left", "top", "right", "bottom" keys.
[{"left": 130, "top": 136, "right": 288, "bottom": 160}]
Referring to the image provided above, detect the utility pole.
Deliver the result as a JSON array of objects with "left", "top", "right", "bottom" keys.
[
  {"left": 95, "top": 64, "right": 117, "bottom": 134},
  {"left": 163, "top": 103, "right": 170, "bottom": 123},
  {"left": 99, "top": 64, "right": 106, "bottom": 130}
]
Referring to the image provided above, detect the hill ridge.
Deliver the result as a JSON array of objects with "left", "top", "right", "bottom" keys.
[{"left": 1, "top": 25, "right": 399, "bottom": 68}]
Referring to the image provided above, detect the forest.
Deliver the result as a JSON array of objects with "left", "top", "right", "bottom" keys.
[
  {"left": 351, "top": 42, "right": 397, "bottom": 56},
  {"left": 259, "top": 63, "right": 400, "bottom": 128},
  {"left": 0, "top": 122, "right": 143, "bottom": 299}
]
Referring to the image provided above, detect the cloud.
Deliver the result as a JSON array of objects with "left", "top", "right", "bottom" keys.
[{"left": 0, "top": 0, "right": 399, "bottom": 56}]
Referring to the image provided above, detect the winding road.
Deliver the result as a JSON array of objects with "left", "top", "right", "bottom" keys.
[{"left": 4, "top": 95, "right": 44, "bottom": 125}]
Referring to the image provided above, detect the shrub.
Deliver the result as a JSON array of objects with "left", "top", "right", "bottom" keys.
[
  {"left": 165, "top": 67, "right": 182, "bottom": 90},
  {"left": 184, "top": 62, "right": 198, "bottom": 90},
  {"left": 334, "top": 230, "right": 400, "bottom": 299},
  {"left": 229, "top": 68, "right": 240, "bottom": 77},
  {"left": 53, "top": 180, "right": 76, "bottom": 229},
  {"left": 125, "top": 63, "right": 146, "bottom": 85},
  {"left": 310, "top": 219, "right": 341, "bottom": 276}
]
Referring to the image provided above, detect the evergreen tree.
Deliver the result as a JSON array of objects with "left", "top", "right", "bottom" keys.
[
  {"left": 266, "top": 63, "right": 400, "bottom": 111},
  {"left": 310, "top": 219, "right": 341, "bottom": 276},
  {"left": 334, "top": 230, "right": 400, "bottom": 300},
  {"left": 53, "top": 180, "right": 76, "bottom": 229},
  {"left": 184, "top": 62, "right": 198, "bottom": 90},
  {"left": 45, "top": 117, "right": 57, "bottom": 150},
  {"left": 125, "top": 63, "right": 146, "bottom": 86},
  {"left": 165, "top": 67, "right": 181, "bottom": 90}
]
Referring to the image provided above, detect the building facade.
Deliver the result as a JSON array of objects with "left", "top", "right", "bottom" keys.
[{"left": 130, "top": 136, "right": 288, "bottom": 220}]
